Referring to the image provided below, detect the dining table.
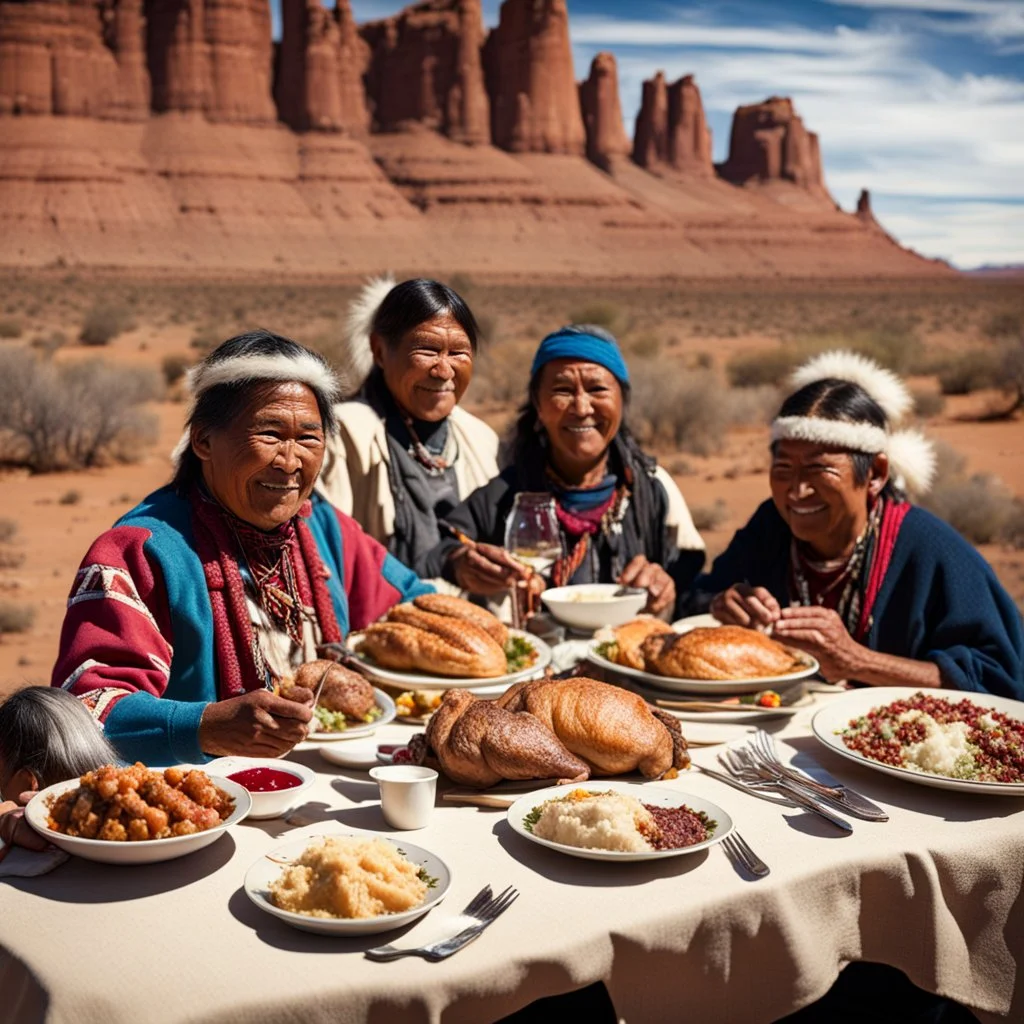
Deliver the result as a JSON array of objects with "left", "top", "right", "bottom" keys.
[{"left": 1, "top": 683, "right": 1022, "bottom": 1024}]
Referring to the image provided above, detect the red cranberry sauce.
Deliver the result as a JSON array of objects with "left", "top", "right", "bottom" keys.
[{"left": 227, "top": 767, "right": 303, "bottom": 792}]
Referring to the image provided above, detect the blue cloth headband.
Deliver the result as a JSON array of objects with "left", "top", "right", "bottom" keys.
[{"left": 530, "top": 331, "right": 630, "bottom": 385}]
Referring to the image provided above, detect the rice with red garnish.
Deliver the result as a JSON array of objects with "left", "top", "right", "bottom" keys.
[{"left": 840, "top": 692, "right": 1024, "bottom": 783}]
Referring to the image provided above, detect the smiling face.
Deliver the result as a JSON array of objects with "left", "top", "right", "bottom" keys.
[
  {"left": 371, "top": 313, "right": 474, "bottom": 422},
  {"left": 534, "top": 359, "right": 623, "bottom": 481},
  {"left": 769, "top": 439, "right": 888, "bottom": 558},
  {"left": 192, "top": 382, "right": 325, "bottom": 530}
]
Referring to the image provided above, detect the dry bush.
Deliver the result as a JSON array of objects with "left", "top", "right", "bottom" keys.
[
  {"left": 0, "top": 547, "right": 24, "bottom": 569},
  {"left": 727, "top": 384, "right": 780, "bottom": 427},
  {"left": 912, "top": 389, "right": 946, "bottom": 418},
  {"left": 0, "top": 317, "right": 23, "bottom": 339},
  {"left": 80, "top": 302, "right": 136, "bottom": 346},
  {"left": 938, "top": 351, "right": 1002, "bottom": 395},
  {"left": 629, "top": 365, "right": 727, "bottom": 456},
  {"left": 31, "top": 330, "right": 67, "bottom": 357},
  {"left": 0, "top": 517, "right": 17, "bottom": 543},
  {"left": 566, "top": 302, "right": 628, "bottom": 337},
  {"left": 691, "top": 499, "right": 729, "bottom": 532},
  {"left": 162, "top": 353, "right": 191, "bottom": 386},
  {"left": 727, "top": 348, "right": 796, "bottom": 388},
  {"left": 984, "top": 311, "right": 1022, "bottom": 340},
  {"left": 58, "top": 489, "right": 81, "bottom": 506},
  {"left": 467, "top": 338, "right": 534, "bottom": 408},
  {"left": 0, "top": 350, "right": 160, "bottom": 472},
  {"left": 625, "top": 334, "right": 661, "bottom": 359},
  {"left": 0, "top": 600, "right": 34, "bottom": 633}
]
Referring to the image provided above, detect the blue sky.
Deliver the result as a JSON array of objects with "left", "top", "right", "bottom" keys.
[{"left": 299, "top": 1, "right": 1024, "bottom": 268}]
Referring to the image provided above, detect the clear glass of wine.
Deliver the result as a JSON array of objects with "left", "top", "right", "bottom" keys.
[{"left": 503, "top": 493, "right": 563, "bottom": 628}]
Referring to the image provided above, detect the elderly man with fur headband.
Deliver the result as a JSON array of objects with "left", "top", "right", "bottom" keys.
[
  {"left": 51, "top": 331, "right": 432, "bottom": 765},
  {"left": 317, "top": 277, "right": 499, "bottom": 581},
  {"left": 691, "top": 351, "right": 1023, "bottom": 698}
]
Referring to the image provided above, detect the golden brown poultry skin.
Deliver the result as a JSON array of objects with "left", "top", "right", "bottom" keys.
[
  {"left": 642, "top": 626, "right": 804, "bottom": 680},
  {"left": 358, "top": 619, "right": 507, "bottom": 678},
  {"left": 291, "top": 661, "right": 375, "bottom": 718},
  {"left": 498, "top": 677, "right": 689, "bottom": 777},
  {"left": 607, "top": 617, "right": 674, "bottom": 670},
  {"left": 424, "top": 690, "right": 590, "bottom": 788},
  {"left": 411, "top": 594, "right": 509, "bottom": 647}
]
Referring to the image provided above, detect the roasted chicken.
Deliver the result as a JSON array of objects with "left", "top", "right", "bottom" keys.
[
  {"left": 290, "top": 660, "right": 376, "bottom": 719},
  {"left": 358, "top": 615, "right": 507, "bottom": 678},
  {"left": 411, "top": 594, "right": 509, "bottom": 647},
  {"left": 641, "top": 626, "right": 805, "bottom": 680},
  {"left": 418, "top": 690, "right": 590, "bottom": 788},
  {"left": 498, "top": 677, "right": 689, "bottom": 777},
  {"left": 605, "top": 616, "right": 674, "bottom": 670}
]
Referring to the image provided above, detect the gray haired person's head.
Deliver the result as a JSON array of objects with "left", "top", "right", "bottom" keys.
[{"left": 0, "top": 688, "right": 119, "bottom": 794}]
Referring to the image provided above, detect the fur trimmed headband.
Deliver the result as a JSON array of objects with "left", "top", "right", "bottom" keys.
[
  {"left": 171, "top": 346, "right": 343, "bottom": 467},
  {"left": 772, "top": 349, "right": 936, "bottom": 496},
  {"left": 340, "top": 274, "right": 397, "bottom": 397}
]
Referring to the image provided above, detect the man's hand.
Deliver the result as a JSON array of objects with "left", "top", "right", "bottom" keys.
[
  {"left": 0, "top": 800, "right": 50, "bottom": 863},
  {"left": 618, "top": 555, "right": 675, "bottom": 618},
  {"left": 198, "top": 689, "right": 313, "bottom": 758},
  {"left": 710, "top": 584, "right": 781, "bottom": 630},
  {"left": 772, "top": 605, "right": 865, "bottom": 682},
  {"left": 449, "top": 543, "right": 536, "bottom": 596}
]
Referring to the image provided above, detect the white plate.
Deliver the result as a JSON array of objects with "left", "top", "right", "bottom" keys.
[
  {"left": 506, "top": 781, "right": 733, "bottom": 862},
  {"left": 24, "top": 774, "right": 252, "bottom": 865},
  {"left": 347, "top": 630, "right": 551, "bottom": 691},
  {"left": 318, "top": 740, "right": 381, "bottom": 770},
  {"left": 586, "top": 641, "right": 820, "bottom": 695},
  {"left": 205, "top": 758, "right": 316, "bottom": 820},
  {"left": 307, "top": 688, "right": 396, "bottom": 742},
  {"left": 244, "top": 834, "right": 451, "bottom": 935},
  {"left": 812, "top": 686, "right": 1024, "bottom": 796},
  {"left": 670, "top": 614, "right": 721, "bottom": 633},
  {"left": 541, "top": 584, "right": 647, "bottom": 631}
]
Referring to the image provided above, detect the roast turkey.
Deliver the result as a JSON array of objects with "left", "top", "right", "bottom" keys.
[
  {"left": 641, "top": 626, "right": 804, "bottom": 680},
  {"left": 411, "top": 594, "right": 509, "bottom": 647},
  {"left": 605, "top": 616, "right": 674, "bottom": 670}
]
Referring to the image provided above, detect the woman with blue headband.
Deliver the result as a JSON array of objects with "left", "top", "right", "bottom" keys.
[{"left": 419, "top": 325, "right": 705, "bottom": 617}]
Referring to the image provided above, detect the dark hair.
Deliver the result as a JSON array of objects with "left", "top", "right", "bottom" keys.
[
  {"left": 173, "top": 330, "right": 338, "bottom": 494},
  {"left": 0, "top": 688, "right": 119, "bottom": 789},
  {"left": 373, "top": 279, "right": 480, "bottom": 352},
  {"left": 506, "top": 323, "right": 650, "bottom": 484},
  {"left": 774, "top": 377, "right": 888, "bottom": 487}
]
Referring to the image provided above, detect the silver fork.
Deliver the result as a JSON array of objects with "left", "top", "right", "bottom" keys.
[
  {"left": 721, "top": 748, "right": 853, "bottom": 832},
  {"left": 750, "top": 731, "right": 889, "bottom": 822},
  {"left": 365, "top": 886, "right": 518, "bottom": 962},
  {"left": 721, "top": 832, "right": 770, "bottom": 878}
]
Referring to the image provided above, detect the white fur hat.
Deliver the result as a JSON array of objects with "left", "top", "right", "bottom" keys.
[
  {"left": 772, "top": 349, "right": 936, "bottom": 496},
  {"left": 338, "top": 274, "right": 397, "bottom": 398}
]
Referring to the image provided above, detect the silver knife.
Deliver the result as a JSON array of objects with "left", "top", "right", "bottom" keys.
[{"left": 766, "top": 763, "right": 889, "bottom": 822}]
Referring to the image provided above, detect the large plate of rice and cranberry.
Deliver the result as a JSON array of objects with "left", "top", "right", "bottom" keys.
[{"left": 812, "top": 687, "right": 1024, "bottom": 795}]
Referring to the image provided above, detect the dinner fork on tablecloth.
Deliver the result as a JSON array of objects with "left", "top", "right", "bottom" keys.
[
  {"left": 365, "top": 885, "right": 519, "bottom": 962},
  {"left": 721, "top": 833, "right": 770, "bottom": 878}
]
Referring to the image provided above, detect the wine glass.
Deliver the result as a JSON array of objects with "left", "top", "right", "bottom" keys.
[{"left": 504, "top": 493, "right": 563, "bottom": 628}]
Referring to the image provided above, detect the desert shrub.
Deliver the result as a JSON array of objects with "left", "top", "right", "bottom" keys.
[
  {"left": 467, "top": 338, "right": 534, "bottom": 407},
  {"left": 629, "top": 365, "right": 727, "bottom": 456},
  {"left": 567, "top": 302, "right": 627, "bottom": 337},
  {"left": 984, "top": 311, "right": 1022, "bottom": 340},
  {"left": 79, "top": 302, "right": 136, "bottom": 346},
  {"left": 0, "top": 600, "right": 34, "bottom": 633},
  {"left": 0, "top": 350, "right": 160, "bottom": 472},
  {"left": 58, "top": 489, "right": 81, "bottom": 506},
  {"left": 0, "top": 317, "right": 23, "bottom": 339},
  {"left": 0, "top": 547, "right": 25, "bottom": 569},
  {"left": 31, "top": 330, "right": 67, "bottom": 357},
  {"left": 691, "top": 499, "right": 729, "bottom": 532},
  {"left": 726, "top": 384, "right": 780, "bottom": 426},
  {"left": 665, "top": 455, "right": 696, "bottom": 476},
  {"left": 0, "top": 517, "right": 17, "bottom": 543},
  {"left": 937, "top": 351, "right": 1002, "bottom": 395},
  {"left": 162, "top": 352, "right": 191, "bottom": 386},
  {"left": 727, "top": 348, "right": 796, "bottom": 388},
  {"left": 912, "top": 389, "right": 946, "bottom": 418},
  {"left": 626, "top": 334, "right": 661, "bottom": 359},
  {"left": 923, "top": 473, "right": 1018, "bottom": 545}
]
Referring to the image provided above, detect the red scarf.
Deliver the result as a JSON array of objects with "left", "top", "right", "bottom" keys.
[
  {"left": 191, "top": 489, "right": 342, "bottom": 694},
  {"left": 855, "top": 499, "right": 910, "bottom": 641},
  {"left": 551, "top": 490, "right": 622, "bottom": 588}
]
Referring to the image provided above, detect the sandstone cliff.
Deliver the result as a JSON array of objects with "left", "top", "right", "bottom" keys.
[
  {"left": 718, "top": 96, "right": 826, "bottom": 194},
  {"left": 361, "top": 0, "right": 489, "bottom": 144},
  {"left": 484, "top": 0, "right": 585, "bottom": 155},
  {"left": 578, "top": 51, "right": 629, "bottom": 171}
]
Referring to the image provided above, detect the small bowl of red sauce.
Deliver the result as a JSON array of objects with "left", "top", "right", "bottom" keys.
[{"left": 207, "top": 758, "right": 315, "bottom": 820}]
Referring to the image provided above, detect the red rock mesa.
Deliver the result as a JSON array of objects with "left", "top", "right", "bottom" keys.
[
  {"left": 578, "top": 51, "right": 629, "bottom": 171},
  {"left": 361, "top": 0, "right": 489, "bottom": 144}
]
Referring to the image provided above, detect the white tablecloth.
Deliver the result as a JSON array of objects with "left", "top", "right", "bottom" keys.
[{"left": 2, "top": 694, "right": 1022, "bottom": 1024}]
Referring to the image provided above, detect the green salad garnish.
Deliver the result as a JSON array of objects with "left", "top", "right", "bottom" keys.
[
  {"left": 522, "top": 805, "right": 543, "bottom": 834},
  {"left": 595, "top": 640, "right": 618, "bottom": 661},
  {"left": 504, "top": 635, "right": 537, "bottom": 672},
  {"left": 417, "top": 867, "right": 439, "bottom": 889},
  {"left": 314, "top": 703, "right": 383, "bottom": 732}
]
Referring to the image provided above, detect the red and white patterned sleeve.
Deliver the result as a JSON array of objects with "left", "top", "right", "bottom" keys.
[{"left": 50, "top": 526, "right": 175, "bottom": 725}]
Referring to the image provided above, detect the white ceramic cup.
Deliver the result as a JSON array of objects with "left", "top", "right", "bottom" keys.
[{"left": 369, "top": 765, "right": 438, "bottom": 830}]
